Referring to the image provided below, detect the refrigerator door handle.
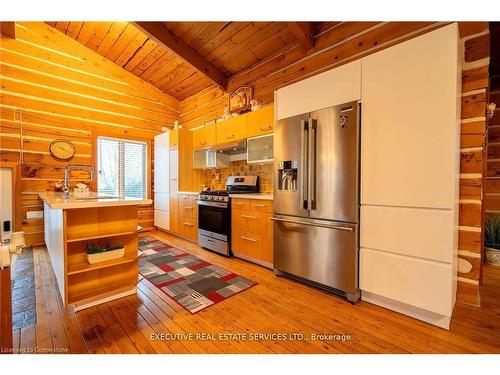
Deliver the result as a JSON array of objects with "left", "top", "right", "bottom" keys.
[
  {"left": 308, "top": 119, "right": 317, "bottom": 210},
  {"left": 271, "top": 217, "right": 354, "bottom": 232},
  {"left": 300, "top": 119, "right": 309, "bottom": 210}
]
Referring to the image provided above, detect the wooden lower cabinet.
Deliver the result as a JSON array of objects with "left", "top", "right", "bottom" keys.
[
  {"left": 231, "top": 199, "right": 273, "bottom": 267},
  {"left": 176, "top": 194, "right": 198, "bottom": 242},
  {"left": 169, "top": 194, "right": 179, "bottom": 233}
]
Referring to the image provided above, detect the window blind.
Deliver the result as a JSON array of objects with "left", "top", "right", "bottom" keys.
[{"left": 97, "top": 137, "right": 147, "bottom": 199}]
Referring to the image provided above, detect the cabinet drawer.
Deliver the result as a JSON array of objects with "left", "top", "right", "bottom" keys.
[
  {"left": 179, "top": 218, "right": 197, "bottom": 241},
  {"left": 360, "top": 248, "right": 454, "bottom": 316},
  {"left": 193, "top": 124, "right": 216, "bottom": 149},
  {"left": 246, "top": 105, "right": 274, "bottom": 138},
  {"left": 231, "top": 199, "right": 251, "bottom": 210},
  {"left": 232, "top": 209, "right": 272, "bottom": 237},
  {"left": 232, "top": 229, "right": 262, "bottom": 259},
  {"left": 250, "top": 199, "right": 273, "bottom": 213},
  {"left": 216, "top": 116, "right": 246, "bottom": 144},
  {"left": 361, "top": 205, "right": 454, "bottom": 263},
  {"left": 179, "top": 199, "right": 196, "bottom": 220}
]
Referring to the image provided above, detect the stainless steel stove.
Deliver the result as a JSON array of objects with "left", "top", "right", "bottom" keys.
[{"left": 197, "top": 176, "right": 258, "bottom": 256}]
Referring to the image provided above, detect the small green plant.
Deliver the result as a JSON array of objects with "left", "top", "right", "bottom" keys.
[
  {"left": 484, "top": 215, "right": 500, "bottom": 250},
  {"left": 86, "top": 242, "right": 124, "bottom": 254}
]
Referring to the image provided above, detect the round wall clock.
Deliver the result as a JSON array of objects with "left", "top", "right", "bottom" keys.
[{"left": 49, "top": 139, "right": 76, "bottom": 161}]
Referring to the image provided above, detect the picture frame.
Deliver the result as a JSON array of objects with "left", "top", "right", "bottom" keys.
[{"left": 228, "top": 86, "right": 253, "bottom": 114}]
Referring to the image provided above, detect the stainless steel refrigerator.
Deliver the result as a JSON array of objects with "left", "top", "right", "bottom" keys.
[{"left": 273, "top": 100, "right": 360, "bottom": 302}]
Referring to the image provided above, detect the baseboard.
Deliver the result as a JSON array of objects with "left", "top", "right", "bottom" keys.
[
  {"left": 362, "top": 290, "right": 452, "bottom": 330},
  {"left": 232, "top": 252, "right": 273, "bottom": 269},
  {"left": 72, "top": 286, "right": 137, "bottom": 312}
]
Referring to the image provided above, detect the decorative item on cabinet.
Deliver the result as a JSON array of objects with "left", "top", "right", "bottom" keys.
[
  {"left": 229, "top": 86, "right": 253, "bottom": 114},
  {"left": 250, "top": 99, "right": 261, "bottom": 111}
]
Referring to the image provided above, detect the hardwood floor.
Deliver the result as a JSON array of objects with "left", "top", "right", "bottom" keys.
[{"left": 9, "top": 230, "right": 500, "bottom": 354}]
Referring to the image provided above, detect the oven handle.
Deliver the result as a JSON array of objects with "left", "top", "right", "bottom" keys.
[
  {"left": 196, "top": 200, "right": 228, "bottom": 208},
  {"left": 271, "top": 217, "right": 354, "bottom": 232}
]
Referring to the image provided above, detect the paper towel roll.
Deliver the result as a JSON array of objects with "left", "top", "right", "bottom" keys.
[{"left": 0, "top": 245, "right": 11, "bottom": 268}]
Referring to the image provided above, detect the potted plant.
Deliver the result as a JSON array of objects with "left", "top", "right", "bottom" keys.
[
  {"left": 86, "top": 242, "right": 125, "bottom": 264},
  {"left": 484, "top": 215, "right": 500, "bottom": 266}
]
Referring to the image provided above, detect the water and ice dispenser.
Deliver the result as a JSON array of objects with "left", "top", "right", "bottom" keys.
[{"left": 277, "top": 160, "right": 298, "bottom": 191}]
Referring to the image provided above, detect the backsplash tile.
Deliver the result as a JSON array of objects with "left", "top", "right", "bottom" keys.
[{"left": 204, "top": 160, "right": 273, "bottom": 193}]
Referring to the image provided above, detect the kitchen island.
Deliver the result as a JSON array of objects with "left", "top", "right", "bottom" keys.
[{"left": 40, "top": 192, "right": 152, "bottom": 311}]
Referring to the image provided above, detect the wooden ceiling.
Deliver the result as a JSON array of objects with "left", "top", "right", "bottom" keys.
[{"left": 46, "top": 21, "right": 338, "bottom": 101}]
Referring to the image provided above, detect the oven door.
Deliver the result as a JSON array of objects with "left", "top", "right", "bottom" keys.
[{"left": 197, "top": 201, "right": 230, "bottom": 241}]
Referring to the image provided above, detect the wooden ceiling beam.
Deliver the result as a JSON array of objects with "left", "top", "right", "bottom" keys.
[
  {"left": 133, "top": 22, "right": 226, "bottom": 90},
  {"left": 0, "top": 22, "right": 16, "bottom": 39},
  {"left": 287, "top": 22, "right": 314, "bottom": 50}
]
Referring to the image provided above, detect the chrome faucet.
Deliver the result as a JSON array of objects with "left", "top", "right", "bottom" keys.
[{"left": 64, "top": 164, "right": 94, "bottom": 199}]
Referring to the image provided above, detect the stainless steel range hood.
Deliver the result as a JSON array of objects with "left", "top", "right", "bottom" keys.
[{"left": 214, "top": 140, "right": 247, "bottom": 155}]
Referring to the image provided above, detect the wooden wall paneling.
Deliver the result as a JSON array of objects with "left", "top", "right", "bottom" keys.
[
  {"left": 458, "top": 22, "right": 490, "bottom": 306},
  {"left": 23, "top": 22, "right": 179, "bottom": 111},
  {"left": 0, "top": 22, "right": 179, "bottom": 246}
]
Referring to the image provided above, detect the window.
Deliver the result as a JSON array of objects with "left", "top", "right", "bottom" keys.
[{"left": 97, "top": 137, "right": 147, "bottom": 199}]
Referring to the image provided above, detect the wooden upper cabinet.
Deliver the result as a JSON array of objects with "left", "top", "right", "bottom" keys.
[
  {"left": 169, "top": 128, "right": 179, "bottom": 149},
  {"left": 216, "top": 115, "right": 246, "bottom": 144},
  {"left": 193, "top": 124, "right": 216, "bottom": 149},
  {"left": 246, "top": 105, "right": 274, "bottom": 138}
]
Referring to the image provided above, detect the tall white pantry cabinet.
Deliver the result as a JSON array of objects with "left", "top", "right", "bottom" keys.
[
  {"left": 154, "top": 132, "right": 170, "bottom": 230},
  {"left": 359, "top": 24, "right": 461, "bottom": 329}
]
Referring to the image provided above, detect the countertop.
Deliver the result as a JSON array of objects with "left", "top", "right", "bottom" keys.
[
  {"left": 39, "top": 192, "right": 152, "bottom": 209},
  {"left": 177, "top": 191, "right": 200, "bottom": 196},
  {"left": 229, "top": 193, "right": 273, "bottom": 200}
]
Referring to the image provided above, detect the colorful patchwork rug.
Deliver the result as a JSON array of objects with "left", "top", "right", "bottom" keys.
[{"left": 138, "top": 236, "right": 257, "bottom": 314}]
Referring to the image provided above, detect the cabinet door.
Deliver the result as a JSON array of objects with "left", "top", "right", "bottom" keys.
[
  {"left": 169, "top": 194, "right": 179, "bottom": 233},
  {"left": 247, "top": 134, "right": 273, "bottom": 164},
  {"left": 153, "top": 133, "right": 169, "bottom": 193},
  {"left": 246, "top": 105, "right": 274, "bottom": 137},
  {"left": 361, "top": 24, "right": 460, "bottom": 209},
  {"left": 169, "top": 129, "right": 179, "bottom": 149},
  {"left": 216, "top": 116, "right": 246, "bottom": 144},
  {"left": 193, "top": 124, "right": 216, "bottom": 149}
]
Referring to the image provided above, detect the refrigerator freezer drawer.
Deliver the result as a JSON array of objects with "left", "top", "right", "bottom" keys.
[
  {"left": 273, "top": 216, "right": 358, "bottom": 295},
  {"left": 154, "top": 192, "right": 169, "bottom": 211},
  {"left": 154, "top": 210, "right": 169, "bottom": 231}
]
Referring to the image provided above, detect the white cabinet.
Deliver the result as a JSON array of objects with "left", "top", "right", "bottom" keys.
[
  {"left": 154, "top": 132, "right": 170, "bottom": 230},
  {"left": 276, "top": 60, "right": 361, "bottom": 120},
  {"left": 193, "top": 148, "right": 229, "bottom": 169},
  {"left": 247, "top": 134, "right": 273, "bottom": 164},
  {"left": 154, "top": 132, "right": 169, "bottom": 193},
  {"left": 359, "top": 24, "right": 461, "bottom": 329},
  {"left": 361, "top": 24, "right": 460, "bottom": 209}
]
